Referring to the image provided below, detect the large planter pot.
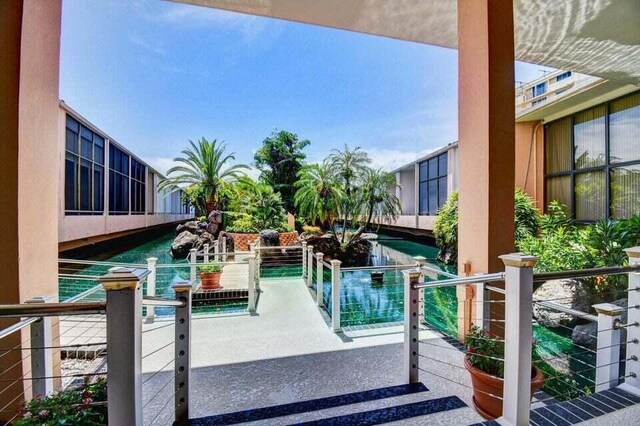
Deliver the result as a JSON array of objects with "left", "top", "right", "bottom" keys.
[
  {"left": 200, "top": 271, "right": 222, "bottom": 290},
  {"left": 463, "top": 355, "right": 544, "bottom": 419}
]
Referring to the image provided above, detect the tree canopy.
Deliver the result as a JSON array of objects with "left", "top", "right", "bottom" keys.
[{"left": 254, "top": 130, "right": 310, "bottom": 214}]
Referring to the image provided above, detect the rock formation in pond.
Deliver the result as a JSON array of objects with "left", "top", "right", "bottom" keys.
[
  {"left": 171, "top": 212, "right": 224, "bottom": 258},
  {"left": 207, "top": 210, "right": 223, "bottom": 238},
  {"left": 302, "top": 235, "right": 372, "bottom": 267},
  {"left": 533, "top": 279, "right": 590, "bottom": 327},
  {"left": 259, "top": 229, "right": 280, "bottom": 247},
  {"left": 171, "top": 231, "right": 199, "bottom": 259}
]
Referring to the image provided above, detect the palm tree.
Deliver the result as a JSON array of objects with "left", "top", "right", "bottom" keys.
[
  {"left": 294, "top": 161, "right": 344, "bottom": 233},
  {"left": 351, "top": 168, "right": 401, "bottom": 240},
  {"left": 159, "top": 138, "right": 248, "bottom": 214},
  {"left": 328, "top": 145, "right": 371, "bottom": 241}
]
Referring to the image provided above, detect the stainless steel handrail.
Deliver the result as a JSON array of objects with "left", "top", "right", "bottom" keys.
[
  {"left": 533, "top": 298, "right": 598, "bottom": 322},
  {"left": 413, "top": 272, "right": 505, "bottom": 289},
  {"left": 63, "top": 284, "right": 104, "bottom": 303},
  {"left": 341, "top": 264, "right": 417, "bottom": 272},
  {"left": 0, "top": 302, "right": 106, "bottom": 318},
  {"left": 142, "top": 296, "right": 186, "bottom": 307},
  {"left": 58, "top": 258, "right": 147, "bottom": 268},
  {"left": 420, "top": 265, "right": 458, "bottom": 279},
  {"left": 533, "top": 264, "right": 640, "bottom": 283},
  {"left": 0, "top": 317, "right": 40, "bottom": 341}
]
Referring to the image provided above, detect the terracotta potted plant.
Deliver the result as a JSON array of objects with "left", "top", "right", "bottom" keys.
[
  {"left": 464, "top": 326, "right": 544, "bottom": 419},
  {"left": 199, "top": 264, "right": 223, "bottom": 290}
]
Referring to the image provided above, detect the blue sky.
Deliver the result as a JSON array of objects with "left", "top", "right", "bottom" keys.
[{"left": 60, "top": 0, "right": 554, "bottom": 175}]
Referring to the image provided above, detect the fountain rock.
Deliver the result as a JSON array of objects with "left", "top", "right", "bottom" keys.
[
  {"left": 259, "top": 230, "right": 280, "bottom": 247},
  {"left": 533, "top": 279, "right": 590, "bottom": 327},
  {"left": 171, "top": 231, "right": 198, "bottom": 259},
  {"left": 176, "top": 220, "right": 198, "bottom": 235}
]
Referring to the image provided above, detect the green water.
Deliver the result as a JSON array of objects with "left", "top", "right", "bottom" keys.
[{"left": 59, "top": 233, "right": 247, "bottom": 315}]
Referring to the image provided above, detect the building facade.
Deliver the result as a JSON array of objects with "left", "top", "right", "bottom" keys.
[
  {"left": 58, "top": 102, "right": 193, "bottom": 251},
  {"left": 384, "top": 72, "right": 640, "bottom": 235}
]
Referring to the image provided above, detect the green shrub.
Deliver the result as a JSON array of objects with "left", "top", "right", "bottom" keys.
[
  {"left": 514, "top": 188, "right": 540, "bottom": 241},
  {"left": 302, "top": 225, "right": 322, "bottom": 235},
  {"left": 226, "top": 212, "right": 260, "bottom": 233},
  {"left": 276, "top": 224, "right": 295, "bottom": 232},
  {"left": 15, "top": 377, "right": 107, "bottom": 426},
  {"left": 200, "top": 264, "right": 222, "bottom": 273},
  {"left": 464, "top": 326, "right": 505, "bottom": 378},
  {"left": 197, "top": 215, "right": 207, "bottom": 222}
]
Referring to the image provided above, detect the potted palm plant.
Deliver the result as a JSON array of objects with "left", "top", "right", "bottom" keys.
[
  {"left": 199, "top": 264, "right": 223, "bottom": 290},
  {"left": 464, "top": 326, "right": 544, "bottom": 419}
]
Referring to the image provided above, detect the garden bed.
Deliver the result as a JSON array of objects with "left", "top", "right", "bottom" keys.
[{"left": 229, "top": 231, "right": 299, "bottom": 251}]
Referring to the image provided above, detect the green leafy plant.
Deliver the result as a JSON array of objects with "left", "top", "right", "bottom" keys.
[
  {"left": 15, "top": 377, "right": 107, "bottom": 426},
  {"left": 200, "top": 264, "right": 222, "bottom": 274},
  {"left": 302, "top": 225, "right": 322, "bottom": 235},
  {"left": 515, "top": 188, "right": 540, "bottom": 241},
  {"left": 464, "top": 326, "right": 505, "bottom": 378}
]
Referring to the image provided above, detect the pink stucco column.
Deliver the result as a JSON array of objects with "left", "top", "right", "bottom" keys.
[
  {"left": 0, "top": 0, "right": 62, "bottom": 418},
  {"left": 457, "top": 0, "right": 516, "bottom": 339}
]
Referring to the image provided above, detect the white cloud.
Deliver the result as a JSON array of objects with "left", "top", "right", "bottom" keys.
[
  {"left": 129, "top": 34, "right": 166, "bottom": 55},
  {"left": 366, "top": 147, "right": 443, "bottom": 171}
]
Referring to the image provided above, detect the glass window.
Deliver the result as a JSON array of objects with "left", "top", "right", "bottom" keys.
[
  {"left": 610, "top": 93, "right": 640, "bottom": 164},
  {"left": 545, "top": 118, "right": 572, "bottom": 173},
  {"left": 64, "top": 114, "right": 104, "bottom": 214},
  {"left": 574, "top": 106, "right": 606, "bottom": 169},
  {"left": 545, "top": 175, "right": 571, "bottom": 209},
  {"left": 109, "top": 145, "right": 130, "bottom": 214},
  {"left": 418, "top": 181, "right": 427, "bottom": 214},
  {"left": 130, "top": 158, "right": 146, "bottom": 214},
  {"left": 611, "top": 165, "right": 640, "bottom": 219},
  {"left": 418, "top": 152, "right": 448, "bottom": 215},
  {"left": 575, "top": 171, "right": 606, "bottom": 221},
  {"left": 556, "top": 71, "right": 571, "bottom": 82}
]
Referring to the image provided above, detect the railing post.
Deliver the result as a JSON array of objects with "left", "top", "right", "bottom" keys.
[
  {"left": 247, "top": 253, "right": 257, "bottom": 312},
  {"left": 474, "top": 273, "right": 490, "bottom": 330},
  {"left": 316, "top": 253, "right": 325, "bottom": 307},
  {"left": 331, "top": 260, "right": 342, "bottom": 333},
  {"left": 213, "top": 241, "right": 219, "bottom": 262},
  {"left": 98, "top": 267, "right": 150, "bottom": 426},
  {"left": 306, "top": 245, "right": 314, "bottom": 288},
  {"left": 146, "top": 257, "right": 158, "bottom": 320},
  {"left": 403, "top": 269, "right": 421, "bottom": 384},
  {"left": 25, "top": 296, "right": 53, "bottom": 397},
  {"left": 499, "top": 253, "right": 537, "bottom": 426},
  {"left": 621, "top": 247, "right": 640, "bottom": 397},
  {"left": 414, "top": 257, "right": 426, "bottom": 324},
  {"left": 189, "top": 248, "right": 197, "bottom": 284},
  {"left": 593, "top": 303, "right": 623, "bottom": 392},
  {"left": 221, "top": 237, "right": 227, "bottom": 262},
  {"left": 249, "top": 242, "right": 255, "bottom": 253},
  {"left": 302, "top": 241, "right": 308, "bottom": 278},
  {"left": 172, "top": 281, "right": 192, "bottom": 423},
  {"left": 203, "top": 243, "right": 210, "bottom": 263}
]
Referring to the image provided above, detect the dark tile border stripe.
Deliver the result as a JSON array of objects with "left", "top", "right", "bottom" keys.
[
  {"left": 294, "top": 395, "right": 467, "bottom": 426},
  {"left": 188, "top": 383, "right": 428, "bottom": 425}
]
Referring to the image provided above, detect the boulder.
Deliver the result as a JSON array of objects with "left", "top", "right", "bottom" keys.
[
  {"left": 259, "top": 230, "right": 280, "bottom": 247},
  {"left": 194, "top": 232, "right": 215, "bottom": 251},
  {"left": 207, "top": 210, "right": 223, "bottom": 238},
  {"left": 218, "top": 231, "right": 235, "bottom": 254},
  {"left": 533, "top": 279, "right": 591, "bottom": 327},
  {"left": 171, "top": 231, "right": 198, "bottom": 259},
  {"left": 572, "top": 322, "right": 597, "bottom": 349},
  {"left": 176, "top": 220, "right": 198, "bottom": 235}
]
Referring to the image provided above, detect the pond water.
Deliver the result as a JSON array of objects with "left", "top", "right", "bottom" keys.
[{"left": 60, "top": 231, "right": 594, "bottom": 399}]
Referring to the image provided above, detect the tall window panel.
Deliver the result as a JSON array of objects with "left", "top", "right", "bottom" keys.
[
  {"left": 130, "top": 158, "right": 146, "bottom": 214},
  {"left": 109, "top": 145, "right": 130, "bottom": 214},
  {"left": 418, "top": 153, "right": 448, "bottom": 215},
  {"left": 544, "top": 91, "right": 640, "bottom": 220},
  {"left": 64, "top": 115, "right": 105, "bottom": 215}
]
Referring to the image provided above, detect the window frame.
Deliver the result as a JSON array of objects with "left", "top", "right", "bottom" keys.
[
  {"left": 418, "top": 152, "right": 448, "bottom": 215},
  {"left": 544, "top": 91, "right": 640, "bottom": 221}
]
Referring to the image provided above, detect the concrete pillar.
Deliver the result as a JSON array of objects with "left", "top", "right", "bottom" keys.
[
  {"left": 457, "top": 0, "right": 516, "bottom": 338},
  {"left": 99, "top": 267, "right": 150, "bottom": 426},
  {"left": 499, "top": 253, "right": 536, "bottom": 426},
  {"left": 0, "top": 1, "right": 62, "bottom": 418}
]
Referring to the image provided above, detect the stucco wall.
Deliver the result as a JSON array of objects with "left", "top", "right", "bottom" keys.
[
  {"left": 515, "top": 121, "right": 545, "bottom": 210},
  {"left": 398, "top": 168, "right": 416, "bottom": 215}
]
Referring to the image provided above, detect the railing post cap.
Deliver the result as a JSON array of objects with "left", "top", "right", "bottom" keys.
[
  {"left": 307, "top": 245, "right": 314, "bottom": 250},
  {"left": 25, "top": 295, "right": 53, "bottom": 304},
  {"left": 302, "top": 241, "right": 307, "bottom": 246},
  {"left": 98, "top": 267, "right": 150, "bottom": 291},
  {"left": 146, "top": 257, "right": 158, "bottom": 264},
  {"left": 330, "top": 259, "right": 342, "bottom": 266},
  {"left": 315, "top": 252, "right": 324, "bottom": 259},
  {"left": 499, "top": 252, "right": 538, "bottom": 268},
  {"left": 624, "top": 247, "right": 640, "bottom": 258},
  {"left": 402, "top": 269, "right": 422, "bottom": 280},
  {"left": 414, "top": 256, "right": 427, "bottom": 264},
  {"left": 189, "top": 248, "right": 197, "bottom": 253},
  {"left": 593, "top": 302, "right": 625, "bottom": 316},
  {"left": 172, "top": 280, "right": 193, "bottom": 293}
]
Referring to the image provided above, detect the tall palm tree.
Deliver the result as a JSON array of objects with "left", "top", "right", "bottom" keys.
[
  {"left": 159, "top": 138, "right": 248, "bottom": 214},
  {"left": 328, "top": 145, "right": 371, "bottom": 241},
  {"left": 294, "top": 161, "right": 344, "bottom": 233},
  {"left": 352, "top": 168, "right": 401, "bottom": 240}
]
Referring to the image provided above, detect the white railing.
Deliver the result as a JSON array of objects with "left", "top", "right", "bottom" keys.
[{"left": 405, "top": 247, "right": 640, "bottom": 425}]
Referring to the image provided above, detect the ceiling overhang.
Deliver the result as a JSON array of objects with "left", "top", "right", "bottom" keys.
[{"left": 172, "top": 0, "right": 640, "bottom": 86}]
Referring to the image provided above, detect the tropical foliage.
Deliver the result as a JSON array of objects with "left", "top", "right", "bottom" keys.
[
  {"left": 14, "top": 377, "right": 107, "bottom": 426},
  {"left": 254, "top": 130, "right": 310, "bottom": 214},
  {"left": 294, "top": 145, "right": 400, "bottom": 248},
  {"left": 159, "top": 138, "right": 249, "bottom": 214},
  {"left": 225, "top": 179, "right": 291, "bottom": 232}
]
